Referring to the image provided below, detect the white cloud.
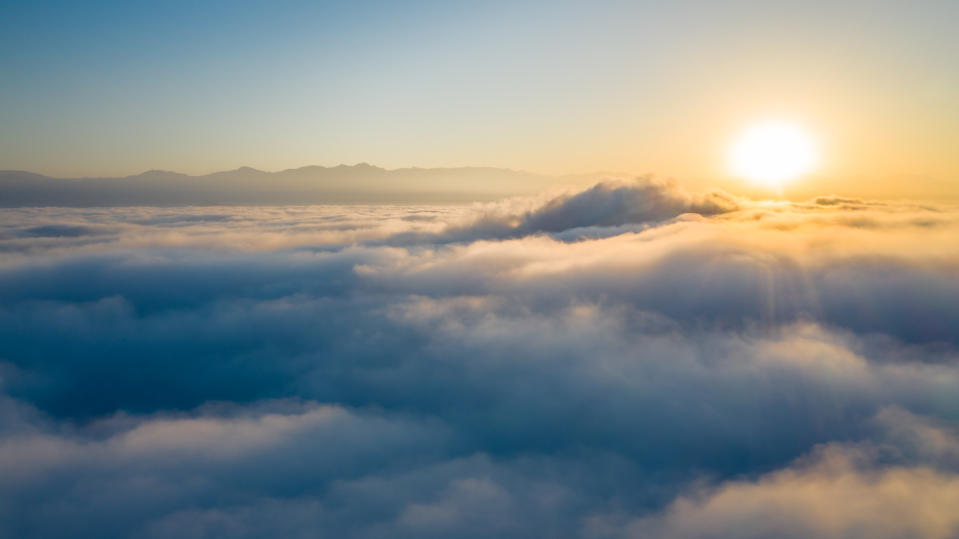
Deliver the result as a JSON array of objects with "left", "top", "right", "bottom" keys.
[{"left": 0, "top": 180, "right": 957, "bottom": 537}]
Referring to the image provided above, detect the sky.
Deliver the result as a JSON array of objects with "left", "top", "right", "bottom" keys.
[
  {"left": 2, "top": 0, "right": 958, "bottom": 198},
  {"left": 3, "top": 5, "right": 959, "bottom": 536}
]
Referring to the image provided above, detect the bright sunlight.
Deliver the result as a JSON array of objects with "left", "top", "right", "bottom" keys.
[{"left": 729, "top": 121, "right": 819, "bottom": 189}]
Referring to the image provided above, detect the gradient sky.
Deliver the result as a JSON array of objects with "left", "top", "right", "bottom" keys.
[{"left": 1, "top": 0, "right": 957, "bottom": 197}]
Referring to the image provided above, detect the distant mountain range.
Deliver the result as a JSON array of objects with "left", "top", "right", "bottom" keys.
[{"left": 0, "top": 164, "right": 602, "bottom": 206}]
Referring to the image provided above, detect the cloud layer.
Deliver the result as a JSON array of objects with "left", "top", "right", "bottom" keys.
[{"left": 1, "top": 178, "right": 957, "bottom": 537}]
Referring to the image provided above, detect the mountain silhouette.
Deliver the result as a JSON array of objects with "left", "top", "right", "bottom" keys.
[{"left": 0, "top": 165, "right": 598, "bottom": 206}]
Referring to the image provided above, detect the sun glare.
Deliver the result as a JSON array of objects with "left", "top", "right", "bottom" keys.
[{"left": 729, "top": 122, "right": 819, "bottom": 189}]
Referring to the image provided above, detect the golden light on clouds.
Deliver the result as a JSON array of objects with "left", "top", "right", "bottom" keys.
[{"left": 729, "top": 121, "right": 820, "bottom": 189}]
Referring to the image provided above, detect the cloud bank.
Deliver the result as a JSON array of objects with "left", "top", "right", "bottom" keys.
[{"left": 1, "top": 178, "right": 957, "bottom": 538}]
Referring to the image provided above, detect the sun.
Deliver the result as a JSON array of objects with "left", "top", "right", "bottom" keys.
[{"left": 729, "top": 121, "right": 819, "bottom": 189}]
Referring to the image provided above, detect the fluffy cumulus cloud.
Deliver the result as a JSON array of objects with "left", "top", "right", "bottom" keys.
[{"left": 0, "top": 178, "right": 957, "bottom": 538}]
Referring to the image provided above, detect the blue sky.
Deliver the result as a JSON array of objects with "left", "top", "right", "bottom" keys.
[{"left": 1, "top": 0, "right": 957, "bottom": 195}]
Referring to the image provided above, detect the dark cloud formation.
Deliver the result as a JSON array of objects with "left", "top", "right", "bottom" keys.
[
  {"left": 385, "top": 177, "right": 739, "bottom": 244},
  {"left": 1, "top": 179, "right": 957, "bottom": 538},
  {"left": 515, "top": 178, "right": 737, "bottom": 232}
]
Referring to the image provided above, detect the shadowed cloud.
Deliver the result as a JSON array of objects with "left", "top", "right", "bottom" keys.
[{"left": 0, "top": 180, "right": 957, "bottom": 537}]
